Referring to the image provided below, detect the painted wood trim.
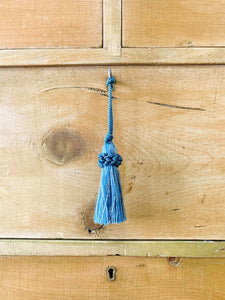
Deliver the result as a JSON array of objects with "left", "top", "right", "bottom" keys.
[
  {"left": 1, "top": 240, "right": 225, "bottom": 257},
  {"left": 103, "top": 0, "right": 122, "bottom": 56},
  {"left": 1, "top": 48, "right": 225, "bottom": 66}
]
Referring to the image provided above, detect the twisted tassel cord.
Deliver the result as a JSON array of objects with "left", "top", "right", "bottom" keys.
[{"left": 104, "top": 76, "right": 115, "bottom": 143}]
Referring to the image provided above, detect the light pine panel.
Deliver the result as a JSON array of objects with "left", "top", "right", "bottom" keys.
[
  {"left": 104, "top": 0, "right": 121, "bottom": 56},
  {"left": 0, "top": 0, "right": 102, "bottom": 48},
  {"left": 2, "top": 48, "right": 225, "bottom": 66},
  {"left": 0, "top": 66, "right": 225, "bottom": 239},
  {"left": 1, "top": 240, "right": 225, "bottom": 257},
  {"left": 123, "top": 0, "right": 225, "bottom": 47},
  {"left": 0, "top": 256, "right": 225, "bottom": 299}
]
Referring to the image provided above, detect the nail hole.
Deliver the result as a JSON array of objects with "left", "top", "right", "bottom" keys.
[
  {"left": 107, "top": 266, "right": 116, "bottom": 281},
  {"left": 167, "top": 257, "right": 181, "bottom": 267}
]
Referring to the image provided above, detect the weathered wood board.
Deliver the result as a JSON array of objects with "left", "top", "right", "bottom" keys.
[
  {"left": 0, "top": 256, "right": 225, "bottom": 299},
  {"left": 0, "top": 66, "right": 225, "bottom": 239},
  {"left": 1, "top": 240, "right": 225, "bottom": 257},
  {"left": 123, "top": 0, "right": 225, "bottom": 47},
  {"left": 0, "top": 0, "right": 224, "bottom": 297},
  {"left": 2, "top": 48, "right": 225, "bottom": 66},
  {"left": 0, "top": 0, "right": 102, "bottom": 48}
]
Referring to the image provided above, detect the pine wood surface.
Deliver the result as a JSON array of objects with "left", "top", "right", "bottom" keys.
[
  {"left": 123, "top": 0, "right": 225, "bottom": 47},
  {"left": 3, "top": 48, "right": 225, "bottom": 66},
  {"left": 0, "top": 256, "right": 224, "bottom": 300},
  {"left": 1, "top": 240, "right": 225, "bottom": 257},
  {"left": 0, "top": 0, "right": 224, "bottom": 296},
  {"left": 104, "top": 0, "right": 121, "bottom": 56},
  {"left": 0, "top": 0, "right": 102, "bottom": 48},
  {"left": 0, "top": 66, "right": 225, "bottom": 239}
]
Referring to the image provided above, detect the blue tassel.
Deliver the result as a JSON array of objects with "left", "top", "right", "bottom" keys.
[{"left": 94, "top": 74, "right": 126, "bottom": 225}]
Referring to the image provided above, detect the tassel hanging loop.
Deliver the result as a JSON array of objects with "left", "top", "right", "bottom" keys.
[{"left": 94, "top": 71, "right": 126, "bottom": 226}]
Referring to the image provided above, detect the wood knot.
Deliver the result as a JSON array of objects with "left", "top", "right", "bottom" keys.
[
  {"left": 83, "top": 202, "right": 104, "bottom": 234},
  {"left": 42, "top": 127, "right": 87, "bottom": 165}
]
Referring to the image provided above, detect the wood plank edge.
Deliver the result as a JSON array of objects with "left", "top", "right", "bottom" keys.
[
  {"left": 103, "top": 0, "right": 122, "bottom": 56},
  {"left": 1, "top": 48, "right": 225, "bottom": 66},
  {"left": 1, "top": 240, "right": 225, "bottom": 257}
]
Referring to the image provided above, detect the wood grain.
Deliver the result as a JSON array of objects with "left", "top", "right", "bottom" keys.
[
  {"left": 0, "top": 0, "right": 102, "bottom": 48},
  {"left": 1, "top": 66, "right": 225, "bottom": 239},
  {"left": 1, "top": 240, "right": 225, "bottom": 257},
  {"left": 123, "top": 0, "right": 225, "bottom": 47},
  {"left": 2, "top": 48, "right": 225, "bottom": 66},
  {"left": 0, "top": 256, "right": 225, "bottom": 299},
  {"left": 104, "top": 0, "right": 121, "bottom": 56}
]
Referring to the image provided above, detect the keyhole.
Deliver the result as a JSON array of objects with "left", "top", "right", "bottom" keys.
[{"left": 107, "top": 266, "right": 116, "bottom": 281}]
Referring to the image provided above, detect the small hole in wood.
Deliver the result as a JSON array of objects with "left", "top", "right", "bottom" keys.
[
  {"left": 167, "top": 257, "right": 181, "bottom": 267},
  {"left": 107, "top": 266, "right": 116, "bottom": 281}
]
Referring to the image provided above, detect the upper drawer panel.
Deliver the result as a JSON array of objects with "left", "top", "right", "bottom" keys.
[
  {"left": 123, "top": 0, "right": 225, "bottom": 47},
  {"left": 0, "top": 0, "right": 102, "bottom": 48}
]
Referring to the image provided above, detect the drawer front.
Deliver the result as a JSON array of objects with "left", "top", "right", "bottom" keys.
[
  {"left": 0, "top": 66, "right": 225, "bottom": 239},
  {"left": 0, "top": 256, "right": 224, "bottom": 299},
  {"left": 0, "top": 0, "right": 102, "bottom": 48},
  {"left": 123, "top": 0, "right": 225, "bottom": 47}
]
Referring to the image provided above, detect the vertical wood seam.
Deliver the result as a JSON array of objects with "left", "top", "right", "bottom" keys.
[{"left": 103, "top": 0, "right": 122, "bottom": 57}]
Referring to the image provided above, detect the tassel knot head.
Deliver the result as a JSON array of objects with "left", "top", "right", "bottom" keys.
[{"left": 98, "top": 143, "right": 123, "bottom": 168}]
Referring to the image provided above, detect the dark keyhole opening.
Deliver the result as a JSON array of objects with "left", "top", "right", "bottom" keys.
[{"left": 107, "top": 266, "right": 116, "bottom": 281}]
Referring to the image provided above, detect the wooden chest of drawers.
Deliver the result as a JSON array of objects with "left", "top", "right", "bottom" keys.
[{"left": 1, "top": 0, "right": 225, "bottom": 299}]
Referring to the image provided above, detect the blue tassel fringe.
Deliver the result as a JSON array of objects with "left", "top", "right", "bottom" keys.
[{"left": 94, "top": 141, "right": 126, "bottom": 225}]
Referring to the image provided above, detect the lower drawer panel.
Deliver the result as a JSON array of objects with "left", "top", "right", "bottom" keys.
[{"left": 1, "top": 256, "right": 224, "bottom": 299}]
